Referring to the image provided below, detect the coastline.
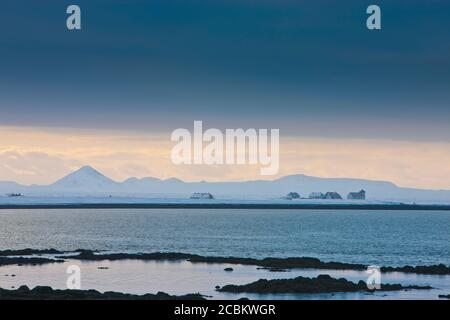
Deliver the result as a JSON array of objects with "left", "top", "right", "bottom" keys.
[
  {"left": 1, "top": 249, "right": 449, "bottom": 300},
  {"left": 1, "top": 248, "right": 450, "bottom": 275},
  {"left": 0, "top": 286, "right": 206, "bottom": 300},
  {"left": 1, "top": 203, "right": 450, "bottom": 210}
]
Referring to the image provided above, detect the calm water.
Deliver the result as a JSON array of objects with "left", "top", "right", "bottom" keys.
[
  {"left": 2, "top": 259, "right": 449, "bottom": 300},
  {"left": 1, "top": 209, "right": 449, "bottom": 266}
]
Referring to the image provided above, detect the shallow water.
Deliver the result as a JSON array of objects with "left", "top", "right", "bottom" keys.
[
  {"left": 1, "top": 259, "right": 449, "bottom": 300},
  {"left": 0, "top": 209, "right": 449, "bottom": 266}
]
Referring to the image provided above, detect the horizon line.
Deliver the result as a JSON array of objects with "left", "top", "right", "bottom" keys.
[{"left": 1, "top": 164, "right": 405, "bottom": 189}]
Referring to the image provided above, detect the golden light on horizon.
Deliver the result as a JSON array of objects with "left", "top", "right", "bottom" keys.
[{"left": 1, "top": 126, "right": 450, "bottom": 190}]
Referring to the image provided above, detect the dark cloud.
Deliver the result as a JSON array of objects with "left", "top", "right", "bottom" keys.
[{"left": 0, "top": 0, "right": 449, "bottom": 141}]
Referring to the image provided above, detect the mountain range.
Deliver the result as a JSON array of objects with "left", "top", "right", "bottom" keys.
[{"left": 1, "top": 165, "right": 450, "bottom": 203}]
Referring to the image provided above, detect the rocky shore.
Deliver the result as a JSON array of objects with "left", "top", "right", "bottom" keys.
[
  {"left": 217, "top": 274, "right": 433, "bottom": 294},
  {"left": 189, "top": 256, "right": 367, "bottom": 270},
  {"left": 62, "top": 250, "right": 366, "bottom": 270},
  {"left": 380, "top": 264, "right": 450, "bottom": 275},
  {"left": 1, "top": 248, "right": 449, "bottom": 275},
  {"left": 0, "top": 248, "right": 445, "bottom": 300},
  {"left": 58, "top": 250, "right": 196, "bottom": 262},
  {"left": 59, "top": 250, "right": 450, "bottom": 275},
  {"left": 0, "top": 248, "right": 64, "bottom": 256},
  {"left": 0, "top": 286, "right": 205, "bottom": 300},
  {"left": 0, "top": 257, "right": 64, "bottom": 267}
]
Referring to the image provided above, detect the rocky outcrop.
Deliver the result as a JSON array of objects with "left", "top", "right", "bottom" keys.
[
  {"left": 60, "top": 250, "right": 197, "bottom": 261},
  {"left": 0, "top": 248, "right": 63, "bottom": 257},
  {"left": 188, "top": 256, "right": 367, "bottom": 271},
  {"left": 380, "top": 264, "right": 450, "bottom": 275},
  {"left": 0, "top": 285, "right": 205, "bottom": 300},
  {"left": 61, "top": 250, "right": 450, "bottom": 275},
  {"left": 217, "top": 274, "right": 432, "bottom": 294},
  {"left": 64, "top": 251, "right": 367, "bottom": 270},
  {"left": 0, "top": 257, "right": 64, "bottom": 267}
]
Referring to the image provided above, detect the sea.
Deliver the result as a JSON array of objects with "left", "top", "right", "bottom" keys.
[{"left": 0, "top": 208, "right": 449, "bottom": 299}]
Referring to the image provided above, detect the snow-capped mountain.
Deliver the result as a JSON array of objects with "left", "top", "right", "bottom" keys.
[
  {"left": 1, "top": 165, "right": 450, "bottom": 203},
  {"left": 48, "top": 166, "right": 120, "bottom": 192}
]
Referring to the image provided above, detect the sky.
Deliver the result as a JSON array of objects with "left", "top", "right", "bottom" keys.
[{"left": 0, "top": 0, "right": 450, "bottom": 188}]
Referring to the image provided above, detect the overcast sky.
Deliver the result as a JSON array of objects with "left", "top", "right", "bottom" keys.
[{"left": 0, "top": 0, "right": 449, "bottom": 186}]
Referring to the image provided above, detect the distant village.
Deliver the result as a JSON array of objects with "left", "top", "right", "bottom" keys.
[
  {"left": 5, "top": 193, "right": 23, "bottom": 198},
  {"left": 190, "top": 192, "right": 215, "bottom": 200},
  {"left": 283, "top": 190, "right": 366, "bottom": 200},
  {"left": 5, "top": 190, "right": 365, "bottom": 201},
  {"left": 189, "top": 190, "right": 366, "bottom": 200}
]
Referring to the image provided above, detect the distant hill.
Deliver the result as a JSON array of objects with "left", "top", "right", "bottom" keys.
[
  {"left": 1, "top": 165, "right": 450, "bottom": 203},
  {"left": 49, "top": 166, "right": 120, "bottom": 191}
]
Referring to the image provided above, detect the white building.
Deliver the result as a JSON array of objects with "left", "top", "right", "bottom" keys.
[
  {"left": 309, "top": 192, "right": 325, "bottom": 199},
  {"left": 190, "top": 192, "right": 214, "bottom": 200},
  {"left": 347, "top": 190, "right": 366, "bottom": 200}
]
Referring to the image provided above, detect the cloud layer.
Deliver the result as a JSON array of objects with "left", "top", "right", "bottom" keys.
[{"left": 1, "top": 126, "right": 450, "bottom": 189}]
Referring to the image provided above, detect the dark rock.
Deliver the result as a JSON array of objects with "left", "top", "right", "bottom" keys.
[
  {"left": 0, "top": 257, "right": 64, "bottom": 267},
  {"left": 215, "top": 286, "right": 220, "bottom": 290},
  {"left": 189, "top": 256, "right": 367, "bottom": 271},
  {"left": 224, "top": 268, "right": 233, "bottom": 272},
  {"left": 32, "top": 286, "right": 53, "bottom": 295},
  {"left": 60, "top": 251, "right": 198, "bottom": 262},
  {"left": 0, "top": 286, "right": 206, "bottom": 300},
  {"left": 439, "top": 294, "right": 450, "bottom": 299},
  {"left": 16, "top": 285, "right": 30, "bottom": 293},
  {"left": 270, "top": 268, "right": 288, "bottom": 272},
  {"left": 0, "top": 248, "right": 63, "bottom": 257},
  {"left": 53, "top": 249, "right": 450, "bottom": 276},
  {"left": 381, "top": 264, "right": 450, "bottom": 275},
  {"left": 217, "top": 274, "right": 432, "bottom": 294}
]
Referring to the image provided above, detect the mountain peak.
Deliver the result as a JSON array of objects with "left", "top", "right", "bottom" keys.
[
  {"left": 50, "top": 165, "right": 118, "bottom": 190},
  {"left": 76, "top": 165, "right": 101, "bottom": 174}
]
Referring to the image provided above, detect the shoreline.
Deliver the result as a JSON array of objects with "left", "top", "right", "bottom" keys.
[
  {"left": 0, "top": 286, "right": 206, "bottom": 300},
  {"left": 0, "top": 275, "right": 433, "bottom": 299},
  {"left": 60, "top": 250, "right": 450, "bottom": 275},
  {"left": 2, "top": 249, "right": 450, "bottom": 275},
  {"left": 216, "top": 274, "right": 433, "bottom": 294},
  {"left": 1, "top": 249, "right": 449, "bottom": 300},
  {"left": 1, "top": 203, "right": 450, "bottom": 210}
]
